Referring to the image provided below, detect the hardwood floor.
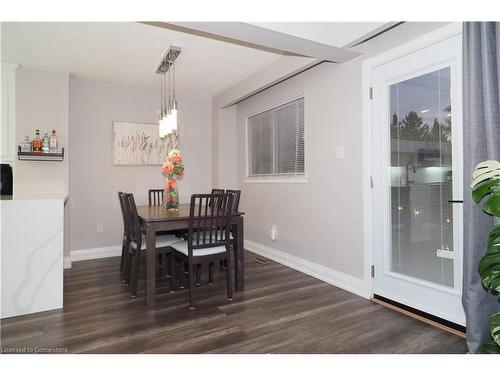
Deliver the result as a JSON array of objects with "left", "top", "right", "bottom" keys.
[{"left": 0, "top": 251, "right": 467, "bottom": 354}]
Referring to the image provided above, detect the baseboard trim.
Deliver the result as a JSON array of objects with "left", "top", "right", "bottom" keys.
[
  {"left": 244, "top": 239, "right": 370, "bottom": 299},
  {"left": 63, "top": 256, "right": 72, "bottom": 269},
  {"left": 70, "top": 245, "right": 122, "bottom": 262}
]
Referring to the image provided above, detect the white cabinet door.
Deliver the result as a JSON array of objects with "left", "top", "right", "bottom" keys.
[{"left": 1, "top": 63, "right": 18, "bottom": 163}]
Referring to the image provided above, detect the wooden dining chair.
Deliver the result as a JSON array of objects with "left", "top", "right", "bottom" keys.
[
  {"left": 148, "top": 189, "right": 164, "bottom": 206},
  {"left": 170, "top": 193, "right": 234, "bottom": 309},
  {"left": 118, "top": 191, "right": 130, "bottom": 278},
  {"left": 226, "top": 189, "right": 241, "bottom": 214},
  {"left": 124, "top": 193, "right": 179, "bottom": 296},
  {"left": 218, "top": 189, "right": 241, "bottom": 270},
  {"left": 190, "top": 188, "right": 227, "bottom": 284}
]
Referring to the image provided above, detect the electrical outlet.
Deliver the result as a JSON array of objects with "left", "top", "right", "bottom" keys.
[
  {"left": 270, "top": 225, "right": 278, "bottom": 240},
  {"left": 336, "top": 145, "right": 345, "bottom": 159},
  {"left": 96, "top": 223, "right": 104, "bottom": 234}
]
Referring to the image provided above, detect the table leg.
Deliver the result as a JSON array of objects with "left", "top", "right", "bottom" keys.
[
  {"left": 145, "top": 224, "right": 156, "bottom": 309},
  {"left": 234, "top": 217, "right": 244, "bottom": 290}
]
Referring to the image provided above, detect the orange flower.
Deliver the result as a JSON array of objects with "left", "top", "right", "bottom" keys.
[
  {"left": 161, "top": 161, "right": 174, "bottom": 175},
  {"left": 168, "top": 149, "right": 182, "bottom": 164},
  {"left": 167, "top": 179, "right": 177, "bottom": 190}
]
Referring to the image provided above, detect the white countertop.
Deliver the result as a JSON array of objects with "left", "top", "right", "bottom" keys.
[{"left": 1, "top": 193, "right": 70, "bottom": 203}]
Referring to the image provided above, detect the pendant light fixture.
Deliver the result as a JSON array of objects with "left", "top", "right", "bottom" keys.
[
  {"left": 155, "top": 46, "right": 181, "bottom": 138},
  {"left": 158, "top": 70, "right": 168, "bottom": 138},
  {"left": 170, "top": 60, "right": 178, "bottom": 134}
]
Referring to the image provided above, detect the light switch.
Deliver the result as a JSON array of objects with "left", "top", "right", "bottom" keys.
[{"left": 336, "top": 145, "right": 345, "bottom": 159}]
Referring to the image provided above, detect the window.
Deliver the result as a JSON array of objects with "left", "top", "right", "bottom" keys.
[{"left": 247, "top": 98, "right": 305, "bottom": 180}]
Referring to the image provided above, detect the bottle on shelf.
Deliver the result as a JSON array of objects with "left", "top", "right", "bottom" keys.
[
  {"left": 20, "top": 136, "right": 32, "bottom": 153},
  {"left": 49, "top": 129, "right": 58, "bottom": 151},
  {"left": 42, "top": 129, "right": 50, "bottom": 153},
  {"left": 32, "top": 129, "right": 42, "bottom": 153}
]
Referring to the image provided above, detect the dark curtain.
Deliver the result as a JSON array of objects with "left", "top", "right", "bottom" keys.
[{"left": 462, "top": 22, "right": 500, "bottom": 352}]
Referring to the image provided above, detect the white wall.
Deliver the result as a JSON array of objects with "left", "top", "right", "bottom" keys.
[
  {"left": 224, "top": 22, "right": 451, "bottom": 295},
  {"left": 14, "top": 67, "right": 69, "bottom": 197},
  {"left": 69, "top": 79, "right": 212, "bottom": 251}
]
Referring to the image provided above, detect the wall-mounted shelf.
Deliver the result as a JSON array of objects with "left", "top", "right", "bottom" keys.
[{"left": 17, "top": 146, "right": 64, "bottom": 161}]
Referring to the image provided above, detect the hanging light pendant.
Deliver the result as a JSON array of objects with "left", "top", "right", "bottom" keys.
[
  {"left": 170, "top": 60, "right": 178, "bottom": 134},
  {"left": 158, "top": 71, "right": 168, "bottom": 138},
  {"left": 155, "top": 46, "right": 181, "bottom": 138}
]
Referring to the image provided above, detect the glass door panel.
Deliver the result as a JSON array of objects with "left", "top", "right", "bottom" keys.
[{"left": 389, "top": 67, "right": 454, "bottom": 288}]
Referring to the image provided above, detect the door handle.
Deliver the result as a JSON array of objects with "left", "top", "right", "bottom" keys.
[{"left": 448, "top": 200, "right": 463, "bottom": 203}]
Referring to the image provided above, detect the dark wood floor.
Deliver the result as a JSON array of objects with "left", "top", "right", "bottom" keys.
[{"left": 0, "top": 251, "right": 467, "bottom": 353}]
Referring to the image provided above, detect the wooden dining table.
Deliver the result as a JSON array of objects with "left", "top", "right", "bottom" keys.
[{"left": 137, "top": 204, "right": 244, "bottom": 310}]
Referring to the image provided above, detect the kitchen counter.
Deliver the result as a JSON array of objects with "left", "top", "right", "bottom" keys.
[{"left": 1, "top": 195, "right": 67, "bottom": 318}]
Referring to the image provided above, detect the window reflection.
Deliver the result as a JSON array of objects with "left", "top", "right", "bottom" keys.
[{"left": 389, "top": 67, "right": 454, "bottom": 288}]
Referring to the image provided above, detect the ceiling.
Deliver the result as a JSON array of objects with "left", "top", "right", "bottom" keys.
[
  {"left": 0, "top": 22, "right": 282, "bottom": 97},
  {"left": 248, "top": 22, "right": 394, "bottom": 48}
]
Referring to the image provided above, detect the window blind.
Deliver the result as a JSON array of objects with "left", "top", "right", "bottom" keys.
[{"left": 247, "top": 98, "right": 305, "bottom": 178}]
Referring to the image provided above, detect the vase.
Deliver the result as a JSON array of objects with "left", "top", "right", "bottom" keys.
[{"left": 163, "top": 176, "right": 179, "bottom": 209}]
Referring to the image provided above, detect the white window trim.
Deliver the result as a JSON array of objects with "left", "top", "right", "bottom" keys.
[{"left": 245, "top": 96, "right": 307, "bottom": 183}]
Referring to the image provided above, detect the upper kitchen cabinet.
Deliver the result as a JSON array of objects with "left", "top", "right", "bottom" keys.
[{"left": 1, "top": 63, "right": 18, "bottom": 163}]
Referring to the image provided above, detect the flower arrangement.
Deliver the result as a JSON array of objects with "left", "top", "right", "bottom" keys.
[{"left": 161, "top": 149, "right": 184, "bottom": 209}]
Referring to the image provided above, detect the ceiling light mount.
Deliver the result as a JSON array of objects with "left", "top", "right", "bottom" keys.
[{"left": 155, "top": 46, "right": 181, "bottom": 74}]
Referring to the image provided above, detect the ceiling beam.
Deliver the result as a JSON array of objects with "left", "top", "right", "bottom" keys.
[{"left": 144, "top": 22, "right": 362, "bottom": 63}]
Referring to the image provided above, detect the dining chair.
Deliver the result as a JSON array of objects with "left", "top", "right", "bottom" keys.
[
  {"left": 190, "top": 188, "right": 227, "bottom": 284},
  {"left": 209, "top": 188, "right": 225, "bottom": 208},
  {"left": 148, "top": 189, "right": 164, "bottom": 206},
  {"left": 124, "top": 192, "right": 179, "bottom": 296},
  {"left": 170, "top": 193, "right": 234, "bottom": 309},
  {"left": 226, "top": 189, "right": 241, "bottom": 214},
  {"left": 148, "top": 188, "right": 178, "bottom": 276},
  {"left": 219, "top": 189, "right": 241, "bottom": 270},
  {"left": 118, "top": 191, "right": 129, "bottom": 278}
]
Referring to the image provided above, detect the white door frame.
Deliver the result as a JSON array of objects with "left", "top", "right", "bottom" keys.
[{"left": 361, "top": 23, "right": 464, "bottom": 306}]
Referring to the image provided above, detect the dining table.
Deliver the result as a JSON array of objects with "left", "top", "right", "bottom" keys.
[{"left": 137, "top": 203, "right": 245, "bottom": 310}]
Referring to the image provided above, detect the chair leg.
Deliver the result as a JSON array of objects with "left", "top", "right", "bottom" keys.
[
  {"left": 166, "top": 252, "right": 171, "bottom": 278},
  {"left": 156, "top": 254, "right": 161, "bottom": 279},
  {"left": 170, "top": 251, "right": 176, "bottom": 292},
  {"left": 195, "top": 264, "right": 201, "bottom": 286},
  {"left": 120, "top": 241, "right": 125, "bottom": 273},
  {"left": 219, "top": 259, "right": 226, "bottom": 271},
  {"left": 189, "top": 261, "right": 195, "bottom": 310},
  {"left": 124, "top": 248, "right": 131, "bottom": 285},
  {"left": 131, "top": 251, "right": 141, "bottom": 297},
  {"left": 178, "top": 261, "right": 185, "bottom": 289},
  {"left": 208, "top": 262, "right": 214, "bottom": 285},
  {"left": 226, "top": 253, "right": 233, "bottom": 301}
]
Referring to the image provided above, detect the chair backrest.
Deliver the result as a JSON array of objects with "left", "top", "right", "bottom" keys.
[
  {"left": 148, "top": 189, "right": 164, "bottom": 206},
  {"left": 118, "top": 191, "right": 130, "bottom": 237},
  {"left": 124, "top": 193, "right": 142, "bottom": 247},
  {"left": 209, "top": 188, "right": 226, "bottom": 208},
  {"left": 188, "top": 193, "right": 233, "bottom": 256},
  {"left": 225, "top": 189, "right": 241, "bottom": 214}
]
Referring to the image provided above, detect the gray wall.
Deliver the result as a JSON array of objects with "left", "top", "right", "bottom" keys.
[
  {"left": 216, "top": 106, "right": 238, "bottom": 188},
  {"left": 234, "top": 22, "right": 450, "bottom": 281},
  {"left": 69, "top": 79, "right": 212, "bottom": 251}
]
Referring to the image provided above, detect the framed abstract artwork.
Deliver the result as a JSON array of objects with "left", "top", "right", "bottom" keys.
[{"left": 112, "top": 121, "right": 178, "bottom": 165}]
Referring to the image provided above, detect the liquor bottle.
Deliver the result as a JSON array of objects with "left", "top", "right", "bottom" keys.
[
  {"left": 21, "top": 136, "right": 32, "bottom": 153},
  {"left": 49, "top": 129, "right": 58, "bottom": 151},
  {"left": 42, "top": 129, "right": 50, "bottom": 153},
  {"left": 32, "top": 129, "right": 42, "bottom": 153}
]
